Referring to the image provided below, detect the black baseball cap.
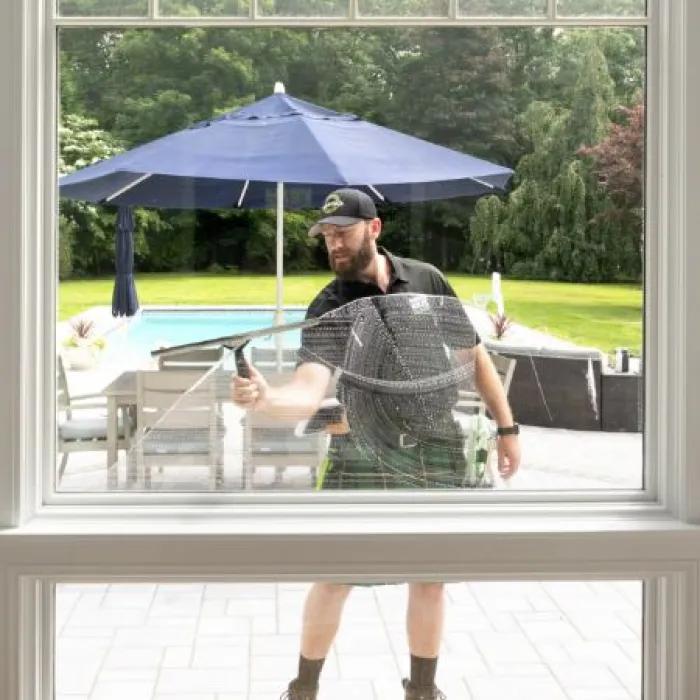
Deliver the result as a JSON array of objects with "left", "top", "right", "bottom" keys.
[{"left": 308, "top": 188, "right": 378, "bottom": 237}]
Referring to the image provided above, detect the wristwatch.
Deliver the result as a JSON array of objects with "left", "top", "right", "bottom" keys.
[{"left": 496, "top": 424, "right": 520, "bottom": 436}]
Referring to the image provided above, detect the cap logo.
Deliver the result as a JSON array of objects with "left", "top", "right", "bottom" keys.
[{"left": 322, "top": 193, "right": 344, "bottom": 215}]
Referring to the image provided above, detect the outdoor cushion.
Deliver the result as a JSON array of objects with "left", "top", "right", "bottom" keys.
[{"left": 59, "top": 414, "right": 126, "bottom": 442}]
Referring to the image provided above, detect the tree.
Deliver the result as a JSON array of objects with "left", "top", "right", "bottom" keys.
[{"left": 580, "top": 101, "right": 644, "bottom": 223}]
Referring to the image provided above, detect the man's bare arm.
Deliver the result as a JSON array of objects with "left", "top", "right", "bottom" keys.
[
  {"left": 256, "top": 362, "right": 332, "bottom": 422},
  {"left": 457, "top": 345, "right": 514, "bottom": 427}
]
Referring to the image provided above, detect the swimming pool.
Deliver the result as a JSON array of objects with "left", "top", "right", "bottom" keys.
[{"left": 102, "top": 307, "right": 307, "bottom": 367}]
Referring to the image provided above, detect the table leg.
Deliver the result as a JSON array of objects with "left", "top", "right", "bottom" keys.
[{"left": 107, "top": 397, "right": 118, "bottom": 489}]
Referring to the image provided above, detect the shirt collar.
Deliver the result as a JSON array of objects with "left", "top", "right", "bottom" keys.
[{"left": 378, "top": 246, "right": 409, "bottom": 283}]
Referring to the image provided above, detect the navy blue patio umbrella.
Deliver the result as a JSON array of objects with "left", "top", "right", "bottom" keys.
[{"left": 59, "top": 83, "right": 514, "bottom": 318}]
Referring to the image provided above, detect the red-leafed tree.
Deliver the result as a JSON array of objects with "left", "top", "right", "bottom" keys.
[{"left": 580, "top": 101, "right": 644, "bottom": 222}]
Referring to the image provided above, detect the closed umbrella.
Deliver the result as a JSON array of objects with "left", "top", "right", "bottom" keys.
[{"left": 111, "top": 205, "right": 139, "bottom": 317}]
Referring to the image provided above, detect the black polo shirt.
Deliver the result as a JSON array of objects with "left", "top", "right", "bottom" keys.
[{"left": 297, "top": 247, "right": 480, "bottom": 370}]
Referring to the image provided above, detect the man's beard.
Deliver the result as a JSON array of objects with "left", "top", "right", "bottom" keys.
[{"left": 329, "top": 231, "right": 374, "bottom": 281}]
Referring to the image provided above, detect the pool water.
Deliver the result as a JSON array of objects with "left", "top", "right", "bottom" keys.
[{"left": 102, "top": 308, "right": 306, "bottom": 367}]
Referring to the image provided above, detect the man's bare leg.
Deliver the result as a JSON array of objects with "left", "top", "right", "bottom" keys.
[
  {"left": 405, "top": 582, "right": 445, "bottom": 692},
  {"left": 289, "top": 582, "right": 352, "bottom": 694}
]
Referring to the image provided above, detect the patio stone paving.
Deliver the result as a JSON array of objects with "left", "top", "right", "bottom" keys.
[{"left": 56, "top": 580, "right": 643, "bottom": 700}]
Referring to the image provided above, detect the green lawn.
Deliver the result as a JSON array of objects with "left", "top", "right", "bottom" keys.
[{"left": 59, "top": 273, "right": 643, "bottom": 354}]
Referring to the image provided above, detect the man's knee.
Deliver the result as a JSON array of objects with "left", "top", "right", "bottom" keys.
[
  {"left": 408, "top": 582, "right": 445, "bottom": 602},
  {"left": 311, "top": 582, "right": 353, "bottom": 601}
]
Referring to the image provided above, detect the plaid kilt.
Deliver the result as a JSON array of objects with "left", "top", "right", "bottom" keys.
[{"left": 316, "top": 434, "right": 467, "bottom": 491}]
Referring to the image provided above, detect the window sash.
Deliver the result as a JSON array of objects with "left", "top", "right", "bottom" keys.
[{"left": 1, "top": 0, "right": 698, "bottom": 523}]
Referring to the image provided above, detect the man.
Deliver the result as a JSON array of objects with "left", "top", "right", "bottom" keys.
[{"left": 231, "top": 188, "right": 521, "bottom": 700}]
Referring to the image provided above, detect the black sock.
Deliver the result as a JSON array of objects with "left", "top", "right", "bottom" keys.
[
  {"left": 297, "top": 655, "right": 325, "bottom": 688},
  {"left": 410, "top": 654, "right": 438, "bottom": 687}
]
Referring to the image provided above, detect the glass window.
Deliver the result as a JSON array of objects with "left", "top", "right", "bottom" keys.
[
  {"left": 358, "top": 0, "right": 450, "bottom": 16},
  {"left": 557, "top": 0, "right": 647, "bottom": 17},
  {"left": 58, "top": 0, "right": 150, "bottom": 16},
  {"left": 159, "top": 0, "right": 252, "bottom": 17},
  {"left": 459, "top": 0, "right": 548, "bottom": 17},
  {"left": 56, "top": 25, "right": 647, "bottom": 497},
  {"left": 256, "top": 0, "right": 349, "bottom": 17}
]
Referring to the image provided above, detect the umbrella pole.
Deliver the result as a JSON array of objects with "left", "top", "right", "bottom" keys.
[{"left": 275, "top": 182, "right": 284, "bottom": 370}]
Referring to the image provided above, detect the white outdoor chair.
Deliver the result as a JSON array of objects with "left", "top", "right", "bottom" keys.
[
  {"left": 133, "top": 369, "right": 225, "bottom": 489},
  {"left": 157, "top": 345, "right": 225, "bottom": 371},
  {"left": 56, "top": 354, "right": 132, "bottom": 483},
  {"left": 240, "top": 367, "right": 329, "bottom": 490}
]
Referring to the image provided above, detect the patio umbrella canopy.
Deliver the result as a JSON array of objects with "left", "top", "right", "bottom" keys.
[{"left": 59, "top": 83, "right": 514, "bottom": 317}]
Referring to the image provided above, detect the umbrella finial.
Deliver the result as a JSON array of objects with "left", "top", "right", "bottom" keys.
[{"left": 274, "top": 82, "right": 286, "bottom": 94}]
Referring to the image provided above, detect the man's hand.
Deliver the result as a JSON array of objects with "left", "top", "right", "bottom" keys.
[
  {"left": 230, "top": 364, "right": 268, "bottom": 410},
  {"left": 497, "top": 433, "right": 521, "bottom": 480}
]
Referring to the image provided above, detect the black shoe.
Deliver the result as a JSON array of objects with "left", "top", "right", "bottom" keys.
[
  {"left": 402, "top": 677, "right": 447, "bottom": 700},
  {"left": 280, "top": 679, "right": 318, "bottom": 700}
]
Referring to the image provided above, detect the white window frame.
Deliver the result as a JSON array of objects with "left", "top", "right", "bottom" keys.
[
  {"left": 1, "top": 0, "right": 700, "bottom": 697},
  {"left": 23, "top": 0, "right": 673, "bottom": 514}
]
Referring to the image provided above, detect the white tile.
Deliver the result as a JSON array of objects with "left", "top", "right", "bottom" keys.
[
  {"left": 250, "top": 615, "right": 278, "bottom": 634},
  {"left": 199, "top": 599, "right": 227, "bottom": 617},
  {"left": 564, "top": 640, "right": 634, "bottom": 666},
  {"left": 91, "top": 681, "right": 155, "bottom": 700},
  {"left": 567, "top": 692, "right": 634, "bottom": 700},
  {"left": 162, "top": 646, "right": 192, "bottom": 669},
  {"left": 467, "top": 632, "right": 542, "bottom": 664},
  {"left": 249, "top": 654, "right": 298, "bottom": 681},
  {"left": 567, "top": 614, "right": 639, "bottom": 642},
  {"left": 548, "top": 663, "right": 628, "bottom": 689},
  {"left": 337, "top": 653, "right": 401, "bottom": 680},
  {"left": 466, "top": 676, "right": 567, "bottom": 700},
  {"left": 204, "top": 583, "right": 276, "bottom": 599},
  {"left": 443, "top": 613, "right": 493, "bottom": 632},
  {"left": 101, "top": 593, "right": 155, "bottom": 610},
  {"left": 153, "top": 695, "right": 216, "bottom": 700},
  {"left": 146, "top": 617, "right": 199, "bottom": 629},
  {"left": 157, "top": 669, "right": 247, "bottom": 694},
  {"left": 225, "top": 599, "right": 276, "bottom": 617},
  {"left": 250, "top": 634, "right": 301, "bottom": 656},
  {"left": 197, "top": 617, "right": 251, "bottom": 636},
  {"left": 530, "top": 642, "right": 570, "bottom": 663},
  {"left": 518, "top": 618, "right": 583, "bottom": 643},
  {"left": 190, "top": 645, "right": 248, "bottom": 669},
  {"left": 63, "top": 608, "right": 149, "bottom": 628},
  {"left": 333, "top": 630, "right": 393, "bottom": 655},
  {"left": 59, "top": 628, "right": 115, "bottom": 641},
  {"left": 113, "top": 626, "right": 196, "bottom": 648},
  {"left": 103, "top": 647, "right": 164, "bottom": 669},
  {"left": 489, "top": 613, "right": 522, "bottom": 633},
  {"left": 55, "top": 649, "right": 106, "bottom": 694},
  {"left": 97, "top": 669, "right": 159, "bottom": 682}
]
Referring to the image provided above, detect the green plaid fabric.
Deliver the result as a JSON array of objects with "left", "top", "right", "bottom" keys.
[{"left": 316, "top": 436, "right": 465, "bottom": 491}]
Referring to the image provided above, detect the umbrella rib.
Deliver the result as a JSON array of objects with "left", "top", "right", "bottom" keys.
[
  {"left": 105, "top": 173, "right": 152, "bottom": 202},
  {"left": 237, "top": 181, "right": 250, "bottom": 207}
]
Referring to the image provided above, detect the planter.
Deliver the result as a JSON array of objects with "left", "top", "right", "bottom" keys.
[{"left": 62, "top": 344, "right": 101, "bottom": 371}]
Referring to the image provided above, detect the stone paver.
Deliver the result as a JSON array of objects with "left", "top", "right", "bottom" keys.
[{"left": 56, "top": 581, "right": 642, "bottom": 700}]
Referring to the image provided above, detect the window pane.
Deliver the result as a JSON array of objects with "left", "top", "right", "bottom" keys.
[
  {"left": 256, "top": 0, "right": 349, "bottom": 16},
  {"left": 459, "top": 0, "right": 548, "bottom": 17},
  {"left": 56, "top": 580, "right": 643, "bottom": 698},
  {"left": 58, "top": 0, "right": 149, "bottom": 16},
  {"left": 358, "top": 0, "right": 450, "bottom": 17},
  {"left": 159, "top": 0, "right": 251, "bottom": 17},
  {"left": 56, "top": 27, "right": 646, "bottom": 495},
  {"left": 557, "top": 0, "right": 647, "bottom": 17}
]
